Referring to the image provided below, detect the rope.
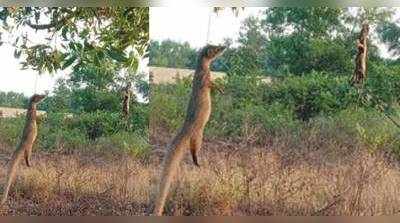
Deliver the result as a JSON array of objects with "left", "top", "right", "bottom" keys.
[
  {"left": 206, "top": 7, "right": 213, "bottom": 44},
  {"left": 359, "top": 87, "right": 400, "bottom": 130},
  {"left": 33, "top": 73, "right": 39, "bottom": 94}
]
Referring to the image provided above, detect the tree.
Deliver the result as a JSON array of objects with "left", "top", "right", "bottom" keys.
[
  {"left": 377, "top": 22, "right": 400, "bottom": 57},
  {"left": 259, "top": 7, "right": 396, "bottom": 76},
  {"left": 0, "top": 7, "right": 149, "bottom": 118},
  {"left": 149, "top": 40, "right": 197, "bottom": 69},
  {"left": 0, "top": 7, "right": 148, "bottom": 73},
  {"left": 0, "top": 91, "right": 28, "bottom": 108}
]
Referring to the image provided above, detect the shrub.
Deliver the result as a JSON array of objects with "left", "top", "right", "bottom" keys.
[
  {"left": 95, "top": 131, "right": 150, "bottom": 158},
  {"left": 36, "top": 113, "right": 86, "bottom": 152},
  {"left": 0, "top": 115, "right": 25, "bottom": 146},
  {"left": 262, "top": 72, "right": 359, "bottom": 121},
  {"left": 150, "top": 78, "right": 191, "bottom": 131},
  {"left": 69, "top": 111, "right": 125, "bottom": 140}
]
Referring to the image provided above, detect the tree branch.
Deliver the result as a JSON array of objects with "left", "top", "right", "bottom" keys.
[{"left": 26, "top": 14, "right": 73, "bottom": 30}]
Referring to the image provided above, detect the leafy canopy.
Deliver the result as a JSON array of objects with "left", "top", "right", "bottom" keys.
[{"left": 0, "top": 7, "right": 149, "bottom": 74}]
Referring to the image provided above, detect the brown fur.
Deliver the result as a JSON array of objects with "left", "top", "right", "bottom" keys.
[
  {"left": 152, "top": 44, "right": 226, "bottom": 215},
  {"left": 122, "top": 82, "right": 132, "bottom": 118},
  {"left": 351, "top": 22, "right": 369, "bottom": 85},
  {"left": 1, "top": 94, "right": 45, "bottom": 205}
]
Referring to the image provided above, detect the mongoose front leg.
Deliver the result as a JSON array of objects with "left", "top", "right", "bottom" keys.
[
  {"left": 190, "top": 131, "right": 203, "bottom": 167},
  {"left": 212, "top": 82, "right": 224, "bottom": 94},
  {"left": 207, "top": 80, "right": 224, "bottom": 94}
]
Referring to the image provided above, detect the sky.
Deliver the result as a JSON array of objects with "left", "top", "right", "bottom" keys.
[
  {"left": 150, "top": 7, "right": 400, "bottom": 57},
  {"left": 0, "top": 23, "right": 148, "bottom": 98},
  {"left": 150, "top": 7, "right": 263, "bottom": 48}
]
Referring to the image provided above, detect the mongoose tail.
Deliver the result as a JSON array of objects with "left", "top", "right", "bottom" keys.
[
  {"left": 1, "top": 148, "right": 25, "bottom": 205},
  {"left": 153, "top": 134, "right": 190, "bottom": 216}
]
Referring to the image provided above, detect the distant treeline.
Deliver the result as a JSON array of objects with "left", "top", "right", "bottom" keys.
[{"left": 0, "top": 91, "right": 28, "bottom": 108}]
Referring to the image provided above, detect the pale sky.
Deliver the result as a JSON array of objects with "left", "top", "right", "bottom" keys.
[
  {"left": 150, "top": 7, "right": 400, "bottom": 57},
  {"left": 150, "top": 7, "right": 263, "bottom": 47},
  {"left": 0, "top": 24, "right": 148, "bottom": 99}
]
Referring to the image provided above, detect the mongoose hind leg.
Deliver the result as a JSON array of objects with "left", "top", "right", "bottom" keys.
[
  {"left": 24, "top": 148, "right": 33, "bottom": 167},
  {"left": 190, "top": 132, "right": 203, "bottom": 167}
]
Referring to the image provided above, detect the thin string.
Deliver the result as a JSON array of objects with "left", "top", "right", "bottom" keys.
[
  {"left": 33, "top": 73, "right": 39, "bottom": 94},
  {"left": 206, "top": 7, "right": 213, "bottom": 44}
]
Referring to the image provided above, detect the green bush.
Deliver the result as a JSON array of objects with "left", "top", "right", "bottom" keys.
[
  {"left": 0, "top": 115, "right": 25, "bottom": 146},
  {"left": 37, "top": 113, "right": 88, "bottom": 151},
  {"left": 0, "top": 109, "right": 149, "bottom": 156},
  {"left": 69, "top": 111, "right": 125, "bottom": 140},
  {"left": 263, "top": 72, "right": 358, "bottom": 121},
  {"left": 96, "top": 131, "right": 150, "bottom": 158},
  {"left": 150, "top": 78, "right": 191, "bottom": 131},
  {"left": 310, "top": 107, "right": 400, "bottom": 153}
]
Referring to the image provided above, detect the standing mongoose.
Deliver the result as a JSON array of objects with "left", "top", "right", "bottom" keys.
[
  {"left": 152, "top": 44, "right": 226, "bottom": 216},
  {"left": 122, "top": 82, "right": 132, "bottom": 119},
  {"left": 351, "top": 22, "right": 369, "bottom": 85},
  {"left": 1, "top": 94, "right": 46, "bottom": 205}
]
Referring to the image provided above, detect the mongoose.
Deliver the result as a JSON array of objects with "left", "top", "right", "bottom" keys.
[
  {"left": 122, "top": 82, "right": 132, "bottom": 118},
  {"left": 152, "top": 44, "right": 226, "bottom": 216},
  {"left": 351, "top": 22, "right": 369, "bottom": 85},
  {"left": 1, "top": 94, "right": 46, "bottom": 205}
]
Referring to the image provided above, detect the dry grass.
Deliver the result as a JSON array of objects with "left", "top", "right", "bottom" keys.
[
  {"left": 1, "top": 128, "right": 400, "bottom": 215},
  {"left": 0, "top": 143, "right": 156, "bottom": 215},
  {"left": 151, "top": 129, "right": 400, "bottom": 216}
]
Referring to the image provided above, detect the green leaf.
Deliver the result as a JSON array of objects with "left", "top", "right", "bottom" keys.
[
  {"left": 62, "top": 55, "right": 77, "bottom": 69},
  {"left": 107, "top": 49, "right": 128, "bottom": 62},
  {"left": 14, "top": 49, "right": 21, "bottom": 59},
  {"left": 61, "top": 26, "right": 68, "bottom": 40},
  {"left": 68, "top": 42, "right": 75, "bottom": 51},
  {"left": 128, "top": 56, "right": 139, "bottom": 72}
]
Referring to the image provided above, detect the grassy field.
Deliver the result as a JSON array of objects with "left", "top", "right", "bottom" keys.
[
  {"left": 150, "top": 127, "right": 400, "bottom": 216},
  {"left": 2, "top": 124, "right": 400, "bottom": 215},
  {"left": 0, "top": 138, "right": 154, "bottom": 215}
]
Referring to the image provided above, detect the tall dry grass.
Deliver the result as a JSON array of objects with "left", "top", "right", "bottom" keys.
[
  {"left": 1, "top": 126, "right": 400, "bottom": 215},
  {"left": 150, "top": 128, "right": 400, "bottom": 216}
]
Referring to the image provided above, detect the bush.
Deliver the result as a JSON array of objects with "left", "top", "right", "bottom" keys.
[
  {"left": 263, "top": 72, "right": 359, "bottom": 121},
  {"left": 0, "top": 115, "right": 25, "bottom": 146},
  {"left": 0, "top": 108, "right": 149, "bottom": 156},
  {"left": 96, "top": 131, "right": 150, "bottom": 158},
  {"left": 150, "top": 78, "right": 191, "bottom": 131},
  {"left": 37, "top": 113, "right": 88, "bottom": 152},
  {"left": 69, "top": 111, "right": 125, "bottom": 140}
]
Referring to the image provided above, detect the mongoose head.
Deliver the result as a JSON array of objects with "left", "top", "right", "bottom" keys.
[
  {"left": 200, "top": 44, "right": 226, "bottom": 62},
  {"left": 29, "top": 94, "right": 46, "bottom": 104}
]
